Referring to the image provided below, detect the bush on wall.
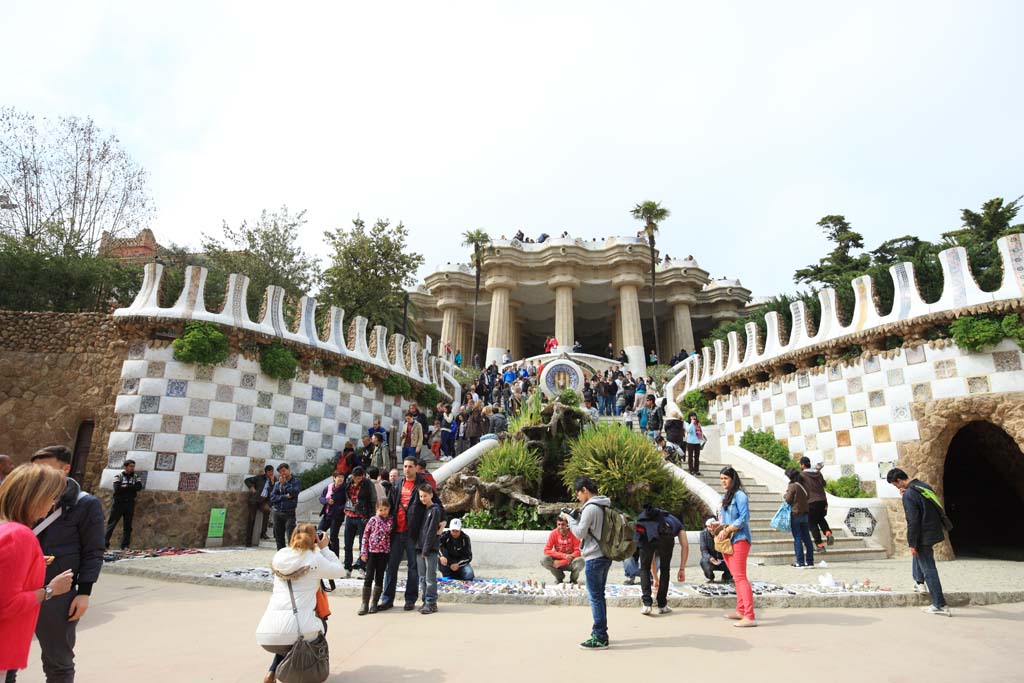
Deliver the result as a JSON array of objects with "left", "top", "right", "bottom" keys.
[
  {"left": 477, "top": 440, "right": 543, "bottom": 491},
  {"left": 417, "top": 383, "right": 442, "bottom": 408},
  {"left": 826, "top": 474, "right": 870, "bottom": 498},
  {"left": 950, "top": 313, "right": 1024, "bottom": 352},
  {"left": 557, "top": 388, "right": 580, "bottom": 407},
  {"left": 738, "top": 428, "right": 792, "bottom": 469},
  {"left": 172, "top": 321, "right": 230, "bottom": 366},
  {"left": 382, "top": 373, "right": 413, "bottom": 399},
  {"left": 339, "top": 364, "right": 365, "bottom": 384},
  {"left": 260, "top": 342, "right": 298, "bottom": 380}
]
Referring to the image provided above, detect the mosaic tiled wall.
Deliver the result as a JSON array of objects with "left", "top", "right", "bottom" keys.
[
  {"left": 712, "top": 340, "right": 1024, "bottom": 499},
  {"left": 100, "top": 342, "right": 411, "bottom": 493}
]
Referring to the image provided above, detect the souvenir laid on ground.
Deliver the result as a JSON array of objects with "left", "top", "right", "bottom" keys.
[
  {"left": 209, "top": 567, "right": 273, "bottom": 581},
  {"left": 103, "top": 547, "right": 204, "bottom": 563}
]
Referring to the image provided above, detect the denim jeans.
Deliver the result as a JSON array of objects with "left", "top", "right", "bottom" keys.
[
  {"left": 381, "top": 531, "right": 418, "bottom": 606},
  {"left": 417, "top": 551, "right": 440, "bottom": 605},
  {"left": 343, "top": 516, "right": 367, "bottom": 571},
  {"left": 439, "top": 563, "right": 475, "bottom": 581},
  {"left": 402, "top": 445, "right": 419, "bottom": 461},
  {"left": 640, "top": 536, "right": 675, "bottom": 608},
  {"left": 272, "top": 510, "right": 296, "bottom": 550},
  {"left": 791, "top": 513, "right": 814, "bottom": 566},
  {"left": 585, "top": 557, "right": 612, "bottom": 642},
  {"left": 912, "top": 544, "right": 947, "bottom": 609},
  {"left": 317, "top": 514, "right": 343, "bottom": 557}
]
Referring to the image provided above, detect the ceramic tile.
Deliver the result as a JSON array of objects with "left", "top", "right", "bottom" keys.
[
  {"left": 128, "top": 342, "right": 146, "bottom": 360},
  {"left": 134, "top": 433, "right": 154, "bottom": 450},
  {"left": 108, "top": 450, "right": 127, "bottom": 468},
  {"left": 817, "top": 416, "right": 832, "bottom": 432},
  {"left": 831, "top": 396, "right": 847, "bottom": 413},
  {"left": 307, "top": 416, "right": 322, "bottom": 432},
  {"left": 162, "top": 415, "right": 183, "bottom": 434},
  {"left": 327, "top": 376, "right": 339, "bottom": 391},
  {"left": 155, "top": 452, "right": 176, "bottom": 470},
  {"left": 868, "top": 390, "right": 886, "bottom": 407},
  {"left": 223, "top": 353, "right": 239, "bottom": 369},
  {"left": 967, "top": 376, "right": 991, "bottom": 394},
  {"left": 786, "top": 392, "right": 797, "bottom": 407},
  {"left": 184, "top": 434, "right": 205, "bottom": 453},
  {"left": 321, "top": 434, "right": 333, "bottom": 449},
  {"left": 274, "top": 411, "right": 289, "bottom": 427},
  {"left": 850, "top": 410, "right": 867, "bottom": 427},
  {"left": 304, "top": 447, "right": 317, "bottom": 462},
  {"left": 934, "top": 359, "right": 956, "bottom": 379},
  {"left": 324, "top": 404, "right": 336, "bottom": 420},
  {"left": 122, "top": 378, "right": 140, "bottom": 395},
  {"left": 249, "top": 458, "right": 267, "bottom": 475},
  {"left": 116, "top": 414, "right": 134, "bottom": 430},
  {"left": 178, "top": 472, "right": 200, "bottom": 491},
  {"left": 206, "top": 455, "right": 225, "bottom": 473},
  {"left": 271, "top": 444, "right": 285, "bottom": 458},
  {"left": 846, "top": 377, "right": 863, "bottom": 394},
  {"left": 886, "top": 369, "right": 904, "bottom": 386},
  {"left": 146, "top": 361, "right": 166, "bottom": 378},
  {"left": 290, "top": 429, "right": 304, "bottom": 445},
  {"left": 140, "top": 395, "right": 161, "bottom": 414},
  {"left": 789, "top": 422, "right": 801, "bottom": 437},
  {"left": 215, "top": 384, "right": 235, "bottom": 403},
  {"left": 195, "top": 365, "right": 215, "bottom": 381},
  {"left": 189, "top": 398, "right": 210, "bottom": 417},
  {"left": 236, "top": 404, "right": 253, "bottom": 423},
  {"left": 891, "top": 404, "right": 912, "bottom": 421},
  {"left": 253, "top": 424, "right": 270, "bottom": 441},
  {"left": 240, "top": 372, "right": 257, "bottom": 389},
  {"left": 293, "top": 398, "right": 308, "bottom": 415},
  {"left": 905, "top": 345, "right": 926, "bottom": 365},
  {"left": 873, "top": 424, "right": 891, "bottom": 443},
  {"left": 165, "top": 379, "right": 187, "bottom": 398},
  {"left": 863, "top": 355, "right": 881, "bottom": 374},
  {"left": 279, "top": 379, "right": 292, "bottom": 395},
  {"left": 258, "top": 391, "right": 273, "bottom": 409},
  {"left": 912, "top": 382, "right": 933, "bottom": 402},
  {"left": 311, "top": 386, "right": 324, "bottom": 402},
  {"left": 211, "top": 418, "right": 231, "bottom": 437},
  {"left": 836, "top": 430, "right": 851, "bottom": 447},
  {"left": 827, "top": 365, "right": 843, "bottom": 381},
  {"left": 993, "top": 351, "right": 1022, "bottom": 372},
  {"left": 231, "top": 439, "right": 249, "bottom": 457}
]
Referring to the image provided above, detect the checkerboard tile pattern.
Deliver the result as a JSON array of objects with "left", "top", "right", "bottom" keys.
[
  {"left": 712, "top": 340, "right": 1024, "bottom": 497},
  {"left": 103, "top": 344, "right": 411, "bottom": 492}
]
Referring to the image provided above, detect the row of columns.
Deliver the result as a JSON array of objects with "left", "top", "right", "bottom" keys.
[{"left": 439, "top": 276, "right": 696, "bottom": 374}]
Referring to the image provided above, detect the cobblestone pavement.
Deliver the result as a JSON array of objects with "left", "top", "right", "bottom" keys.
[{"left": 16, "top": 573, "right": 1024, "bottom": 683}]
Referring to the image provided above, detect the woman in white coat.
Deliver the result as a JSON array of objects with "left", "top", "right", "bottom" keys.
[{"left": 256, "top": 522, "right": 343, "bottom": 683}]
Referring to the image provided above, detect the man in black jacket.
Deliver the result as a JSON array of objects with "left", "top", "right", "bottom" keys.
[
  {"left": 886, "top": 468, "right": 951, "bottom": 616},
  {"left": 341, "top": 467, "right": 374, "bottom": 576},
  {"left": 270, "top": 463, "right": 301, "bottom": 550},
  {"left": 439, "top": 518, "right": 475, "bottom": 580},
  {"left": 104, "top": 459, "right": 144, "bottom": 550},
  {"left": 244, "top": 465, "right": 275, "bottom": 546},
  {"left": 379, "top": 456, "right": 444, "bottom": 612},
  {"left": 23, "top": 445, "right": 105, "bottom": 683},
  {"left": 699, "top": 518, "right": 732, "bottom": 583}
]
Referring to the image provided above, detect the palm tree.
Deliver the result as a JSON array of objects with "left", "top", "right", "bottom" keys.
[
  {"left": 630, "top": 201, "right": 670, "bottom": 366},
  {"left": 461, "top": 229, "right": 491, "bottom": 368}
]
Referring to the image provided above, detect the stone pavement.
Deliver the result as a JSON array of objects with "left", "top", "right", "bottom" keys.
[
  {"left": 16, "top": 573, "right": 1024, "bottom": 683},
  {"left": 98, "top": 546, "right": 1024, "bottom": 608}
]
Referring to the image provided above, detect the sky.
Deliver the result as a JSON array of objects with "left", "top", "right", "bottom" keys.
[{"left": 3, "top": 1, "right": 1022, "bottom": 299}]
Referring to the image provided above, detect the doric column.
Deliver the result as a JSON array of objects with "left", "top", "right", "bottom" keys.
[
  {"left": 438, "top": 302, "right": 460, "bottom": 355},
  {"left": 456, "top": 322, "right": 472, "bottom": 360},
  {"left": 671, "top": 300, "right": 696, "bottom": 352},
  {"left": 614, "top": 272, "right": 646, "bottom": 376},
  {"left": 610, "top": 301, "right": 622, "bottom": 356},
  {"left": 484, "top": 275, "right": 516, "bottom": 366},
  {"left": 550, "top": 274, "right": 579, "bottom": 352},
  {"left": 510, "top": 316, "right": 522, "bottom": 362}
]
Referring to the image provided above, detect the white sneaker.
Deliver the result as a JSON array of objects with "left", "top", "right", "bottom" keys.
[
  {"left": 913, "top": 583, "right": 929, "bottom": 594},
  {"left": 641, "top": 605, "right": 652, "bottom": 615},
  {"left": 658, "top": 606, "right": 672, "bottom": 615},
  {"left": 922, "top": 605, "right": 952, "bottom": 617}
]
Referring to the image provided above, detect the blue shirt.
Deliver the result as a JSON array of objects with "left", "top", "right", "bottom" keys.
[
  {"left": 685, "top": 422, "right": 702, "bottom": 444},
  {"left": 503, "top": 370, "right": 516, "bottom": 384},
  {"left": 720, "top": 489, "right": 751, "bottom": 544}
]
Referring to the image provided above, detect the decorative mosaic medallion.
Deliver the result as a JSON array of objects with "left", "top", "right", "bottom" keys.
[{"left": 539, "top": 358, "right": 584, "bottom": 399}]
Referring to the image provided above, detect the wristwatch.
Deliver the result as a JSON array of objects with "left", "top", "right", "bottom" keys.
[{"left": 43, "top": 586, "right": 54, "bottom": 601}]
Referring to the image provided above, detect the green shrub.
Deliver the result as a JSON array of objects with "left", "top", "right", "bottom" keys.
[
  {"left": 298, "top": 458, "right": 338, "bottom": 490},
  {"left": 681, "top": 389, "right": 709, "bottom": 424},
  {"left": 508, "top": 391, "right": 544, "bottom": 434},
  {"left": 950, "top": 313, "right": 1024, "bottom": 352},
  {"left": 172, "top": 321, "right": 230, "bottom": 366},
  {"left": 260, "top": 342, "right": 298, "bottom": 380},
  {"left": 417, "top": 383, "right": 442, "bottom": 408},
  {"left": 461, "top": 504, "right": 551, "bottom": 530},
  {"left": 557, "top": 388, "right": 580, "bottom": 407},
  {"left": 382, "top": 373, "right": 413, "bottom": 398},
  {"left": 339, "top": 364, "right": 365, "bottom": 384},
  {"left": 738, "top": 428, "right": 792, "bottom": 469},
  {"left": 826, "top": 474, "right": 870, "bottom": 499},
  {"left": 477, "top": 440, "right": 543, "bottom": 490},
  {"left": 562, "top": 424, "right": 688, "bottom": 515}
]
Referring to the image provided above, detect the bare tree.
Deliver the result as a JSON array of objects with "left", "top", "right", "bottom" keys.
[{"left": 0, "top": 107, "right": 153, "bottom": 255}]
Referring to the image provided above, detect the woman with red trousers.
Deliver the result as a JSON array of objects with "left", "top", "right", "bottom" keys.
[{"left": 717, "top": 466, "right": 756, "bottom": 627}]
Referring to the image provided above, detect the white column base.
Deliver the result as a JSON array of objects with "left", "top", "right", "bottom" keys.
[
  {"left": 624, "top": 345, "right": 646, "bottom": 378},
  {"left": 485, "top": 347, "right": 505, "bottom": 366}
]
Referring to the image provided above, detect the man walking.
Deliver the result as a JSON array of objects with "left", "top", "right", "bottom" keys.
[
  {"left": 635, "top": 504, "right": 688, "bottom": 615},
  {"left": 243, "top": 464, "right": 275, "bottom": 546},
  {"left": 269, "top": 463, "right": 300, "bottom": 550},
  {"left": 22, "top": 445, "right": 104, "bottom": 683},
  {"left": 886, "top": 468, "right": 952, "bottom": 617},
  {"left": 563, "top": 477, "right": 612, "bottom": 650},
  {"left": 799, "top": 456, "right": 833, "bottom": 551},
  {"left": 104, "top": 459, "right": 144, "bottom": 550}
]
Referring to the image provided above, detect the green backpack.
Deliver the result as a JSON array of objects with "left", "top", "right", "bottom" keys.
[{"left": 589, "top": 502, "right": 637, "bottom": 561}]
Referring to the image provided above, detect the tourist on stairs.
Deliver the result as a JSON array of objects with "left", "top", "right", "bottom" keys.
[
  {"left": 784, "top": 467, "right": 814, "bottom": 568},
  {"left": 798, "top": 457, "right": 833, "bottom": 551}
]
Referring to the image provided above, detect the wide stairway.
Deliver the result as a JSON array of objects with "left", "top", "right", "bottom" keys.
[{"left": 690, "top": 459, "right": 887, "bottom": 565}]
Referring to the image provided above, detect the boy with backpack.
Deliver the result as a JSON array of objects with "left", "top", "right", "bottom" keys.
[{"left": 563, "top": 477, "right": 636, "bottom": 650}]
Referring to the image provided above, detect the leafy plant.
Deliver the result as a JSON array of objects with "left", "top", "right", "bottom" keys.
[
  {"left": 476, "top": 440, "right": 543, "bottom": 490},
  {"left": 826, "top": 474, "right": 870, "bottom": 499},
  {"left": 950, "top": 313, "right": 1024, "bottom": 352},
  {"left": 382, "top": 373, "right": 413, "bottom": 399},
  {"left": 298, "top": 457, "right": 338, "bottom": 490},
  {"left": 557, "top": 388, "right": 580, "bottom": 408},
  {"left": 562, "top": 424, "right": 689, "bottom": 516},
  {"left": 260, "top": 342, "right": 298, "bottom": 380},
  {"left": 461, "top": 504, "right": 551, "bottom": 530},
  {"left": 172, "top": 321, "right": 230, "bottom": 366},
  {"left": 738, "top": 428, "right": 792, "bottom": 469},
  {"left": 508, "top": 391, "right": 544, "bottom": 434},
  {"left": 417, "top": 383, "right": 442, "bottom": 409},
  {"left": 680, "top": 389, "right": 709, "bottom": 424},
  {"left": 339, "top": 364, "right": 365, "bottom": 384}
]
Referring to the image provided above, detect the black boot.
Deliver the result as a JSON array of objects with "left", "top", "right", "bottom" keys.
[
  {"left": 368, "top": 586, "right": 382, "bottom": 614},
  {"left": 358, "top": 585, "right": 371, "bottom": 616}
]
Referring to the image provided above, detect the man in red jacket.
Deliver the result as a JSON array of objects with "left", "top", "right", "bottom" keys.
[{"left": 541, "top": 517, "right": 584, "bottom": 583}]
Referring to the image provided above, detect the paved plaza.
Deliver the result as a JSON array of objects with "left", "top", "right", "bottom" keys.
[{"left": 16, "top": 573, "right": 1024, "bottom": 683}]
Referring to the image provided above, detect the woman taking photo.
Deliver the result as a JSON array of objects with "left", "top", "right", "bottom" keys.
[
  {"left": 0, "top": 464, "right": 76, "bottom": 679},
  {"left": 256, "top": 522, "right": 343, "bottom": 683},
  {"left": 717, "top": 466, "right": 756, "bottom": 627},
  {"left": 784, "top": 467, "right": 814, "bottom": 568}
]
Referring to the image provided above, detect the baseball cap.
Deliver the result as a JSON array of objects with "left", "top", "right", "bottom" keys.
[
  {"left": 705, "top": 518, "right": 717, "bottom": 529},
  {"left": 449, "top": 518, "right": 463, "bottom": 531}
]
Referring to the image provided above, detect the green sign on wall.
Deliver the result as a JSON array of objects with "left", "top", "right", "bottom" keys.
[{"left": 207, "top": 508, "right": 226, "bottom": 538}]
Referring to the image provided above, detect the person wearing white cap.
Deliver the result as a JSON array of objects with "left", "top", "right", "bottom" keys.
[
  {"left": 699, "top": 518, "right": 732, "bottom": 583},
  {"left": 438, "top": 518, "right": 475, "bottom": 581}
]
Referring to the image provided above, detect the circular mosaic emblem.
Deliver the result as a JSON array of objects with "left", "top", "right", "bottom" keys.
[{"left": 540, "top": 359, "right": 584, "bottom": 398}]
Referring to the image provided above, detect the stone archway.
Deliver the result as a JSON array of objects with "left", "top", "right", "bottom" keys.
[
  {"left": 944, "top": 421, "right": 1024, "bottom": 559},
  {"left": 894, "top": 393, "right": 1024, "bottom": 559}
]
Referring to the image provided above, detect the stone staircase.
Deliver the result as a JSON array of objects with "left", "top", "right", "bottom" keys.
[{"left": 692, "top": 460, "right": 887, "bottom": 566}]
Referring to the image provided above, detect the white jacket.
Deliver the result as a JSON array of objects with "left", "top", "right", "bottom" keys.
[{"left": 255, "top": 546, "right": 344, "bottom": 647}]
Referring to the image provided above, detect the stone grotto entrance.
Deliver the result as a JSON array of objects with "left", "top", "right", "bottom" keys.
[{"left": 943, "top": 421, "right": 1024, "bottom": 561}]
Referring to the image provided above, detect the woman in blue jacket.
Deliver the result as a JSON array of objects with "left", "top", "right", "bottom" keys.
[{"left": 717, "top": 466, "right": 756, "bottom": 627}]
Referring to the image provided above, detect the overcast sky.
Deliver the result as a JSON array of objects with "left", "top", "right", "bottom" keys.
[{"left": 4, "top": 1, "right": 1021, "bottom": 299}]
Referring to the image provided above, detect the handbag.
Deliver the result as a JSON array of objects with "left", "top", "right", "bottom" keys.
[
  {"left": 713, "top": 528, "right": 735, "bottom": 556},
  {"left": 276, "top": 580, "right": 330, "bottom": 683},
  {"left": 770, "top": 502, "right": 792, "bottom": 532},
  {"left": 315, "top": 582, "right": 331, "bottom": 620}
]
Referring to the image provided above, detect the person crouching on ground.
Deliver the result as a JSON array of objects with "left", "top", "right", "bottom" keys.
[
  {"left": 255, "top": 523, "right": 342, "bottom": 683},
  {"left": 439, "top": 518, "right": 475, "bottom": 581},
  {"left": 699, "top": 519, "right": 732, "bottom": 583},
  {"left": 542, "top": 516, "right": 584, "bottom": 584},
  {"left": 359, "top": 499, "right": 394, "bottom": 615},
  {"left": 415, "top": 484, "right": 444, "bottom": 614}
]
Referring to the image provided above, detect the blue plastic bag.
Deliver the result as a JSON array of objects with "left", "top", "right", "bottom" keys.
[{"left": 770, "top": 502, "right": 792, "bottom": 532}]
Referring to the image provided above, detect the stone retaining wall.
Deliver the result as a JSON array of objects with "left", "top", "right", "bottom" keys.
[{"left": 96, "top": 489, "right": 250, "bottom": 547}]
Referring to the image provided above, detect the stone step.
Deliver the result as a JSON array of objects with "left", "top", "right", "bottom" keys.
[
  {"left": 750, "top": 536, "right": 867, "bottom": 551},
  {"left": 752, "top": 546, "right": 888, "bottom": 565}
]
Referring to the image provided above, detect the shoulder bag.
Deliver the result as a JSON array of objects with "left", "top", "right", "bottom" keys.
[{"left": 276, "top": 580, "right": 330, "bottom": 683}]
